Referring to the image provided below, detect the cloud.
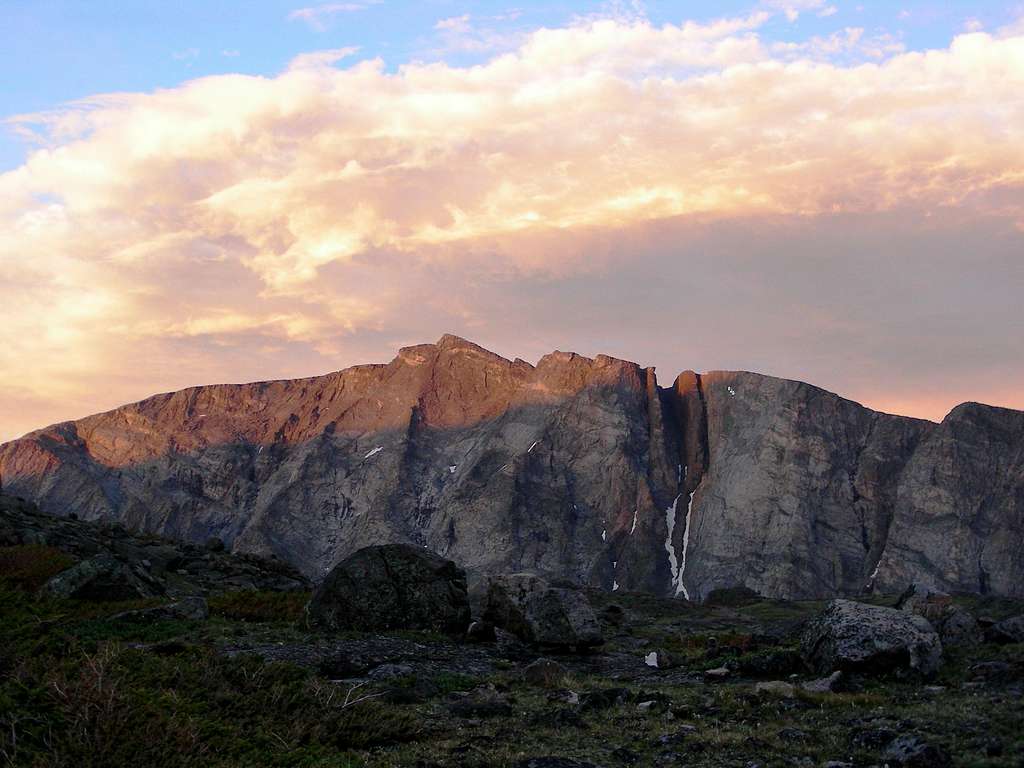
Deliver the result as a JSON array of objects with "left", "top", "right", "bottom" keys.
[
  {"left": 762, "top": 0, "right": 830, "bottom": 22},
  {"left": 429, "top": 12, "right": 529, "bottom": 57},
  {"left": 288, "top": 1, "right": 381, "bottom": 31},
  {"left": 1, "top": 15, "right": 1023, "bottom": 439},
  {"left": 772, "top": 26, "right": 905, "bottom": 60}
]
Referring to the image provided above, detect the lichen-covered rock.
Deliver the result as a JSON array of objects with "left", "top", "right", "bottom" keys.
[
  {"left": 521, "top": 658, "right": 568, "bottom": 686},
  {"left": 308, "top": 544, "right": 471, "bottom": 635},
  {"left": 643, "top": 648, "right": 682, "bottom": 669},
  {"left": 936, "top": 607, "right": 983, "bottom": 647},
  {"left": 754, "top": 680, "right": 796, "bottom": 697},
  {"left": 801, "top": 599, "right": 942, "bottom": 678},
  {"left": 1, "top": 495, "right": 309, "bottom": 598},
  {"left": 801, "top": 671, "right": 844, "bottom": 693},
  {"left": 111, "top": 596, "right": 209, "bottom": 622},
  {"left": 984, "top": 615, "right": 1024, "bottom": 644},
  {"left": 484, "top": 573, "right": 603, "bottom": 649},
  {"left": 39, "top": 553, "right": 163, "bottom": 601},
  {"left": 881, "top": 735, "right": 952, "bottom": 767},
  {"left": 896, "top": 583, "right": 953, "bottom": 621}
]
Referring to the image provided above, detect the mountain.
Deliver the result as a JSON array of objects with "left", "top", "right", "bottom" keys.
[{"left": 1, "top": 334, "right": 1022, "bottom": 600}]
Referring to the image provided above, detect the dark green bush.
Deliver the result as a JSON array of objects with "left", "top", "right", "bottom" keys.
[
  {"left": 0, "top": 544, "right": 75, "bottom": 591},
  {"left": 0, "top": 641, "right": 420, "bottom": 767},
  {"left": 208, "top": 590, "right": 310, "bottom": 623}
]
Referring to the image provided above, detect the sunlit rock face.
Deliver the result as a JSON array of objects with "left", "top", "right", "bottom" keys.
[{"left": 1, "top": 335, "right": 1022, "bottom": 600}]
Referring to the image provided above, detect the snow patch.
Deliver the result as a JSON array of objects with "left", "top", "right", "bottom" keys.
[
  {"left": 612, "top": 580, "right": 619, "bottom": 592},
  {"left": 727, "top": 386, "right": 736, "bottom": 396},
  {"left": 364, "top": 447, "right": 383, "bottom": 459},
  {"left": 601, "top": 529, "right": 607, "bottom": 542},
  {"left": 528, "top": 441, "right": 539, "bottom": 453},
  {"left": 448, "top": 465, "right": 457, "bottom": 474},
  {"left": 664, "top": 489, "right": 697, "bottom": 600},
  {"left": 630, "top": 508, "right": 638, "bottom": 534},
  {"left": 644, "top": 651, "right": 659, "bottom": 668},
  {"left": 664, "top": 494, "right": 683, "bottom": 595},
  {"left": 678, "top": 491, "right": 696, "bottom": 600}
]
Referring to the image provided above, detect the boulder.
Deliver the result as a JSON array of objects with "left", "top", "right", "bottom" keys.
[
  {"left": 703, "top": 666, "right": 731, "bottom": 681},
  {"left": 111, "top": 596, "right": 209, "bottom": 622},
  {"left": 936, "top": 607, "right": 982, "bottom": 647},
  {"left": 465, "top": 619, "right": 497, "bottom": 643},
  {"left": 643, "top": 648, "right": 681, "bottom": 669},
  {"left": 754, "top": 681, "right": 795, "bottom": 697},
  {"left": 599, "top": 604, "right": 627, "bottom": 627},
  {"left": 522, "top": 658, "right": 568, "bottom": 686},
  {"left": 895, "top": 583, "right": 952, "bottom": 621},
  {"left": 308, "top": 544, "right": 471, "bottom": 634},
  {"left": 737, "top": 648, "right": 803, "bottom": 678},
  {"left": 483, "top": 573, "right": 603, "bottom": 649},
  {"left": 881, "top": 735, "right": 951, "bottom": 767},
  {"left": 801, "top": 670, "right": 843, "bottom": 694},
  {"left": 39, "top": 553, "right": 164, "bottom": 601},
  {"left": 897, "top": 585, "right": 981, "bottom": 646},
  {"left": 800, "top": 599, "right": 942, "bottom": 678},
  {"left": 984, "top": 615, "right": 1024, "bottom": 644},
  {"left": 447, "top": 688, "right": 513, "bottom": 718}
]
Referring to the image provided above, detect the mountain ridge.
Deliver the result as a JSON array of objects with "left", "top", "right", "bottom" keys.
[
  {"left": 2, "top": 334, "right": 1022, "bottom": 601},
  {"left": 10, "top": 333, "right": 967, "bottom": 445}
]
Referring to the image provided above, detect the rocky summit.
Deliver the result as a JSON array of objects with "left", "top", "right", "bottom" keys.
[{"left": 1, "top": 334, "right": 1022, "bottom": 600}]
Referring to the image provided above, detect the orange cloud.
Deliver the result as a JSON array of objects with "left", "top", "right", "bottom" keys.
[{"left": 1, "top": 16, "right": 1023, "bottom": 440}]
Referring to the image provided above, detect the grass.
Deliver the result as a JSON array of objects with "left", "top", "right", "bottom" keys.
[
  {"left": 207, "top": 590, "right": 311, "bottom": 624},
  {"left": 0, "top": 545, "right": 76, "bottom": 591},
  {"left": 2, "top": 569, "right": 1023, "bottom": 767}
]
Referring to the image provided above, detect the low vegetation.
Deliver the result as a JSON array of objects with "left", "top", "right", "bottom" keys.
[
  {"left": 208, "top": 589, "right": 311, "bottom": 624},
  {"left": 0, "top": 545, "right": 75, "bottom": 592},
  {"left": 2, "top": 556, "right": 1023, "bottom": 767}
]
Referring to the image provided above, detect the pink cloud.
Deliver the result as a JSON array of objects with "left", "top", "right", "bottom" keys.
[{"left": 1, "top": 16, "right": 1023, "bottom": 440}]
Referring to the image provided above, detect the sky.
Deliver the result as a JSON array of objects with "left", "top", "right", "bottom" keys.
[{"left": 1, "top": 0, "right": 1023, "bottom": 442}]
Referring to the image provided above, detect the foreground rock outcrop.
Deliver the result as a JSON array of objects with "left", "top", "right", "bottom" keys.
[
  {"left": 308, "top": 544, "right": 471, "bottom": 634},
  {"left": 2, "top": 335, "right": 1022, "bottom": 600},
  {"left": 484, "top": 573, "right": 603, "bottom": 649},
  {"left": 801, "top": 599, "right": 943, "bottom": 678},
  {"left": 0, "top": 493, "right": 308, "bottom": 597}
]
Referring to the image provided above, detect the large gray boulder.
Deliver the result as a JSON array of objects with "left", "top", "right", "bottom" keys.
[
  {"left": 111, "top": 596, "right": 209, "bottom": 622},
  {"left": 308, "top": 544, "right": 470, "bottom": 634},
  {"left": 896, "top": 584, "right": 981, "bottom": 647},
  {"left": 484, "top": 573, "right": 603, "bottom": 649},
  {"left": 935, "top": 607, "right": 983, "bottom": 647},
  {"left": 801, "top": 599, "right": 942, "bottom": 678},
  {"left": 39, "top": 553, "right": 163, "bottom": 601},
  {"left": 984, "top": 615, "right": 1024, "bottom": 645},
  {"left": 895, "top": 583, "right": 953, "bottom": 621}
]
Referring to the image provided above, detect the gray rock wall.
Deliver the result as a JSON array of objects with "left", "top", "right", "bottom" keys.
[{"left": 1, "top": 334, "right": 1021, "bottom": 600}]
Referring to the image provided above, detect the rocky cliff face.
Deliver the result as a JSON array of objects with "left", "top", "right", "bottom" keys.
[{"left": 1, "top": 335, "right": 1021, "bottom": 600}]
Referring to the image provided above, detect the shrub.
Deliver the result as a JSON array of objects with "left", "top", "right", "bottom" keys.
[
  {"left": 0, "top": 544, "right": 75, "bottom": 591},
  {"left": 208, "top": 590, "right": 310, "bottom": 623},
  {"left": 1, "top": 641, "right": 423, "bottom": 767}
]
